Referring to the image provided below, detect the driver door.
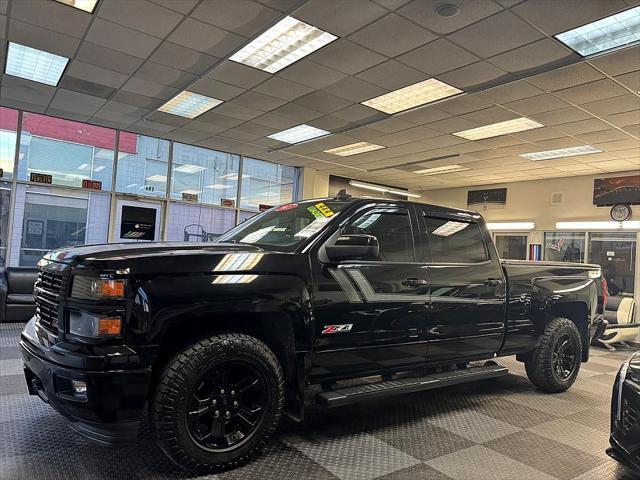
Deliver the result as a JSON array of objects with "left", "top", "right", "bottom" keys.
[{"left": 309, "top": 204, "right": 430, "bottom": 382}]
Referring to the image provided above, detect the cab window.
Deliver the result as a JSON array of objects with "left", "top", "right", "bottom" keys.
[
  {"left": 343, "top": 208, "right": 414, "bottom": 262},
  {"left": 423, "top": 215, "right": 488, "bottom": 263}
]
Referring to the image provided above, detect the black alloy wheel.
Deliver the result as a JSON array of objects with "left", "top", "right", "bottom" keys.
[
  {"left": 186, "top": 362, "right": 267, "bottom": 451},
  {"left": 552, "top": 333, "right": 578, "bottom": 380}
]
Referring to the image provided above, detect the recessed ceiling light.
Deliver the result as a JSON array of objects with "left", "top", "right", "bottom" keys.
[
  {"left": 555, "top": 6, "right": 640, "bottom": 56},
  {"left": 174, "top": 164, "right": 207, "bottom": 174},
  {"left": 146, "top": 175, "right": 167, "bottom": 182},
  {"left": 206, "top": 184, "right": 233, "bottom": 189},
  {"left": 453, "top": 117, "right": 543, "bottom": 140},
  {"left": 520, "top": 145, "right": 603, "bottom": 161},
  {"left": 362, "top": 78, "right": 462, "bottom": 114},
  {"left": 268, "top": 124, "right": 331, "bottom": 144},
  {"left": 229, "top": 16, "right": 337, "bottom": 73},
  {"left": 432, "top": 221, "right": 469, "bottom": 237},
  {"left": 158, "top": 91, "right": 223, "bottom": 119},
  {"left": 4, "top": 42, "right": 69, "bottom": 86},
  {"left": 413, "top": 164, "right": 470, "bottom": 175},
  {"left": 324, "top": 142, "right": 386, "bottom": 156},
  {"left": 54, "top": 0, "right": 99, "bottom": 13}
]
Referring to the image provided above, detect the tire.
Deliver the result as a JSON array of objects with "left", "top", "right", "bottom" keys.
[
  {"left": 151, "top": 333, "right": 284, "bottom": 473},
  {"left": 525, "top": 317, "right": 582, "bottom": 393}
]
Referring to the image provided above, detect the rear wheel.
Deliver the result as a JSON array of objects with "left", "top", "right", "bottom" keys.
[
  {"left": 525, "top": 317, "right": 582, "bottom": 393},
  {"left": 151, "top": 333, "right": 284, "bottom": 472}
]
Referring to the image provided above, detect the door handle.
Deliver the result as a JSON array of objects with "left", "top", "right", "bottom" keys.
[
  {"left": 484, "top": 278, "right": 503, "bottom": 287},
  {"left": 402, "top": 277, "right": 428, "bottom": 288}
]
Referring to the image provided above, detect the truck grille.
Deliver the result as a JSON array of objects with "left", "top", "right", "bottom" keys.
[
  {"left": 34, "top": 270, "right": 63, "bottom": 332},
  {"left": 622, "top": 399, "right": 638, "bottom": 433}
]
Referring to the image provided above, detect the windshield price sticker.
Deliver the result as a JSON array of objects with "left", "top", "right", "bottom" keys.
[
  {"left": 307, "top": 205, "right": 325, "bottom": 219},
  {"left": 315, "top": 202, "right": 334, "bottom": 217},
  {"left": 295, "top": 217, "right": 331, "bottom": 238}
]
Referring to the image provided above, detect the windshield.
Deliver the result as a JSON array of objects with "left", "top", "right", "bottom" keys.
[{"left": 218, "top": 200, "right": 346, "bottom": 252}]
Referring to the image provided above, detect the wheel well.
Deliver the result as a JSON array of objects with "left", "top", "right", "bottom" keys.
[
  {"left": 148, "top": 312, "right": 299, "bottom": 401},
  {"left": 551, "top": 302, "right": 589, "bottom": 362}
]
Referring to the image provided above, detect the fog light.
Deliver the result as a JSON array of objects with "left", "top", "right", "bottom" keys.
[
  {"left": 71, "top": 380, "right": 87, "bottom": 395},
  {"left": 69, "top": 310, "right": 122, "bottom": 338}
]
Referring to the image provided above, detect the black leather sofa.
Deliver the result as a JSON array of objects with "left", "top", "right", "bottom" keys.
[{"left": 0, "top": 267, "right": 38, "bottom": 323}]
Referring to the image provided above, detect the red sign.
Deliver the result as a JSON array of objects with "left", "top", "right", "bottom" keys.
[
  {"left": 82, "top": 179, "right": 102, "bottom": 190},
  {"left": 275, "top": 203, "right": 298, "bottom": 212},
  {"left": 259, "top": 204, "right": 273, "bottom": 212},
  {"left": 221, "top": 198, "right": 235, "bottom": 207}
]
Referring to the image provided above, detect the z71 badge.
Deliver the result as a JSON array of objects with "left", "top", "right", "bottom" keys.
[{"left": 322, "top": 324, "right": 353, "bottom": 334}]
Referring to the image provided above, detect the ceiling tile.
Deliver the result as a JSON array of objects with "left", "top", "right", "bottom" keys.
[
  {"left": 398, "top": 0, "right": 503, "bottom": 34},
  {"left": 149, "top": 0, "right": 199, "bottom": 14},
  {"left": 10, "top": 0, "right": 91, "bottom": 38},
  {"left": 233, "top": 90, "right": 288, "bottom": 112},
  {"left": 122, "top": 77, "right": 178, "bottom": 99},
  {"left": 391, "top": 124, "right": 441, "bottom": 140},
  {"left": 526, "top": 61, "right": 605, "bottom": 92},
  {"left": 189, "top": 78, "right": 245, "bottom": 100},
  {"left": 435, "top": 95, "right": 493, "bottom": 115},
  {"left": 294, "top": 0, "right": 387, "bottom": 36},
  {"left": 255, "top": 0, "right": 301, "bottom": 12},
  {"left": 614, "top": 70, "right": 640, "bottom": 92},
  {"left": 461, "top": 106, "right": 519, "bottom": 125},
  {"left": 368, "top": 116, "right": 419, "bottom": 133},
  {"left": 503, "top": 94, "right": 569, "bottom": 115},
  {"left": 253, "top": 76, "right": 314, "bottom": 100},
  {"left": 0, "top": 75, "right": 56, "bottom": 106},
  {"left": 332, "top": 104, "right": 385, "bottom": 123},
  {"left": 269, "top": 103, "right": 324, "bottom": 122},
  {"left": 166, "top": 128, "right": 211, "bottom": 143},
  {"left": 488, "top": 38, "right": 576, "bottom": 75},
  {"left": 397, "top": 38, "right": 480, "bottom": 76},
  {"left": 213, "top": 102, "right": 263, "bottom": 121},
  {"left": 476, "top": 79, "right": 544, "bottom": 104},
  {"left": 554, "top": 79, "right": 629, "bottom": 105},
  {"left": 111, "top": 90, "right": 163, "bottom": 109},
  {"left": 310, "top": 39, "right": 387, "bottom": 75},
  {"left": 149, "top": 41, "right": 219, "bottom": 75},
  {"left": 528, "top": 107, "right": 592, "bottom": 125},
  {"left": 322, "top": 76, "right": 389, "bottom": 102},
  {"left": 169, "top": 17, "right": 246, "bottom": 57},
  {"left": 396, "top": 106, "right": 452, "bottom": 125},
  {"left": 575, "top": 129, "right": 631, "bottom": 144},
  {"left": 86, "top": 18, "right": 161, "bottom": 58},
  {"left": 355, "top": 59, "right": 426, "bottom": 90},
  {"left": 349, "top": 13, "right": 437, "bottom": 57},
  {"left": 308, "top": 115, "right": 357, "bottom": 132},
  {"left": 512, "top": 0, "right": 628, "bottom": 35},
  {"left": 294, "top": 91, "right": 353, "bottom": 114},
  {"left": 191, "top": 0, "right": 281, "bottom": 37},
  {"left": 97, "top": 0, "right": 183, "bottom": 38},
  {"left": 588, "top": 46, "right": 640, "bottom": 76},
  {"left": 605, "top": 110, "right": 640, "bottom": 128},
  {"left": 134, "top": 61, "right": 196, "bottom": 88},
  {"left": 556, "top": 118, "right": 611, "bottom": 135},
  {"left": 278, "top": 60, "right": 348, "bottom": 89},
  {"left": 581, "top": 94, "right": 639, "bottom": 116},
  {"left": 208, "top": 60, "right": 270, "bottom": 89},
  {"left": 438, "top": 61, "right": 513, "bottom": 90},
  {"left": 146, "top": 110, "right": 191, "bottom": 126},
  {"left": 448, "top": 11, "right": 544, "bottom": 58},
  {"left": 76, "top": 42, "right": 144, "bottom": 75},
  {"left": 59, "top": 76, "right": 116, "bottom": 99},
  {"left": 66, "top": 61, "right": 129, "bottom": 89},
  {"left": 49, "top": 89, "right": 106, "bottom": 116},
  {"left": 8, "top": 18, "right": 79, "bottom": 57},
  {"left": 252, "top": 112, "right": 301, "bottom": 129}
]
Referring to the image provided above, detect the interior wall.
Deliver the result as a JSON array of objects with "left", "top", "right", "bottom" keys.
[
  {"left": 412, "top": 172, "right": 639, "bottom": 229},
  {"left": 301, "top": 167, "right": 330, "bottom": 200}
]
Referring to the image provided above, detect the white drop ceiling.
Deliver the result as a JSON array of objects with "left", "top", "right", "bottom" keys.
[{"left": 0, "top": 0, "right": 638, "bottom": 192}]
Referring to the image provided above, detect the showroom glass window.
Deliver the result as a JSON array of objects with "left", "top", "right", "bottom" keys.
[
  {"left": 171, "top": 143, "right": 240, "bottom": 206},
  {"left": 167, "top": 203, "right": 236, "bottom": 242},
  {"left": 544, "top": 232, "right": 585, "bottom": 263},
  {"left": 240, "top": 157, "right": 296, "bottom": 211},
  {"left": 12, "top": 185, "right": 110, "bottom": 266},
  {"left": 589, "top": 232, "right": 636, "bottom": 298},
  {"left": 0, "top": 181, "right": 12, "bottom": 266},
  {"left": 495, "top": 234, "right": 527, "bottom": 260},
  {"left": 0, "top": 107, "right": 18, "bottom": 179},
  {"left": 115, "top": 133, "right": 170, "bottom": 198},
  {"left": 18, "top": 113, "right": 115, "bottom": 190}
]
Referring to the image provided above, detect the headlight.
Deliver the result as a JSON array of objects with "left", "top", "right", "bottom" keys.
[
  {"left": 72, "top": 276, "right": 127, "bottom": 300},
  {"left": 617, "top": 360, "right": 631, "bottom": 424},
  {"left": 68, "top": 310, "right": 122, "bottom": 338}
]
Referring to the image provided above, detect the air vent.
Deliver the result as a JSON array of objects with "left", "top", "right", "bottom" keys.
[{"left": 551, "top": 192, "right": 565, "bottom": 205}]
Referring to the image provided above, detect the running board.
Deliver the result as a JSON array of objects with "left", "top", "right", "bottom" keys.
[{"left": 316, "top": 364, "right": 508, "bottom": 408}]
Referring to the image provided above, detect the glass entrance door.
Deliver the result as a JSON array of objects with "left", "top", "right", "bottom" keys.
[{"left": 589, "top": 232, "right": 636, "bottom": 299}]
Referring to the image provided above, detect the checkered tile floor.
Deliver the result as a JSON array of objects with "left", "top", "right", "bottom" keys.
[{"left": 1, "top": 322, "right": 637, "bottom": 480}]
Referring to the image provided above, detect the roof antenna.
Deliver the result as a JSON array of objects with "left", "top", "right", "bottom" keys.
[{"left": 335, "top": 189, "right": 352, "bottom": 201}]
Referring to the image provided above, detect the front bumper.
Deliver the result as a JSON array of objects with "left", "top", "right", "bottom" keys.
[{"left": 20, "top": 318, "right": 152, "bottom": 445}]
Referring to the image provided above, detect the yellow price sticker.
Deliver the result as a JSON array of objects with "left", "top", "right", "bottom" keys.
[{"left": 315, "top": 202, "right": 334, "bottom": 217}]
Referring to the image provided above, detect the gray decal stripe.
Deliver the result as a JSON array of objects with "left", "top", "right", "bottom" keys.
[
  {"left": 329, "top": 268, "right": 362, "bottom": 303},
  {"left": 346, "top": 269, "right": 426, "bottom": 302}
]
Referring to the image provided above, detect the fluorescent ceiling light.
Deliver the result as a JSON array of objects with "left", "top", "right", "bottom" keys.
[
  {"left": 229, "top": 16, "right": 337, "bottom": 73},
  {"left": 324, "top": 142, "right": 385, "bottom": 156},
  {"left": 5, "top": 42, "right": 69, "bottom": 86},
  {"left": 520, "top": 145, "right": 603, "bottom": 161},
  {"left": 454, "top": 117, "right": 543, "bottom": 140},
  {"left": 54, "top": 0, "right": 98, "bottom": 13},
  {"left": 219, "top": 173, "right": 250, "bottom": 180},
  {"left": 555, "top": 6, "right": 640, "bottom": 57},
  {"left": 556, "top": 221, "right": 640, "bottom": 230},
  {"left": 414, "top": 164, "right": 470, "bottom": 175},
  {"left": 206, "top": 184, "right": 233, "bottom": 189},
  {"left": 362, "top": 78, "right": 462, "bottom": 114},
  {"left": 174, "top": 164, "right": 207, "bottom": 174},
  {"left": 76, "top": 163, "right": 89, "bottom": 170},
  {"left": 268, "top": 124, "right": 330, "bottom": 144},
  {"left": 487, "top": 222, "right": 535, "bottom": 231},
  {"left": 349, "top": 180, "right": 421, "bottom": 198},
  {"left": 94, "top": 165, "right": 106, "bottom": 172},
  {"left": 146, "top": 175, "right": 167, "bottom": 182},
  {"left": 158, "top": 91, "right": 222, "bottom": 119},
  {"left": 432, "top": 221, "right": 469, "bottom": 237}
]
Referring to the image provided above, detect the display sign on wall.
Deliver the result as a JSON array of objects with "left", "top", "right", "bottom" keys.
[
  {"left": 120, "top": 206, "right": 156, "bottom": 240},
  {"left": 82, "top": 179, "right": 102, "bottom": 190},
  {"left": 30, "top": 172, "right": 52, "bottom": 184},
  {"left": 593, "top": 175, "right": 640, "bottom": 206},
  {"left": 182, "top": 192, "right": 198, "bottom": 202},
  {"left": 221, "top": 198, "right": 235, "bottom": 207},
  {"left": 467, "top": 188, "right": 507, "bottom": 210}
]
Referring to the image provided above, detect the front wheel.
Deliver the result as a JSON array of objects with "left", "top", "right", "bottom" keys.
[
  {"left": 151, "top": 333, "right": 284, "bottom": 473},
  {"left": 525, "top": 317, "right": 582, "bottom": 393}
]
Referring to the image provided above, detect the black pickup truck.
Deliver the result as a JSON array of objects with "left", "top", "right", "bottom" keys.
[{"left": 21, "top": 194, "right": 606, "bottom": 472}]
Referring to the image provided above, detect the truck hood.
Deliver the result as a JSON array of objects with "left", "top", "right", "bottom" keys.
[{"left": 43, "top": 242, "right": 265, "bottom": 263}]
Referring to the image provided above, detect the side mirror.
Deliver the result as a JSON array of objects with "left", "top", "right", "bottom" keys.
[{"left": 326, "top": 234, "right": 379, "bottom": 262}]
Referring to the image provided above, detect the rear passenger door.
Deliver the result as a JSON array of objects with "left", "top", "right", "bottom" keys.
[{"left": 415, "top": 208, "right": 507, "bottom": 362}]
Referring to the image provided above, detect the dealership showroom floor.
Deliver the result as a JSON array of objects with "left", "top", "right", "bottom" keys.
[
  {"left": 1, "top": 0, "right": 640, "bottom": 479},
  {"left": 0, "top": 322, "right": 638, "bottom": 480}
]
